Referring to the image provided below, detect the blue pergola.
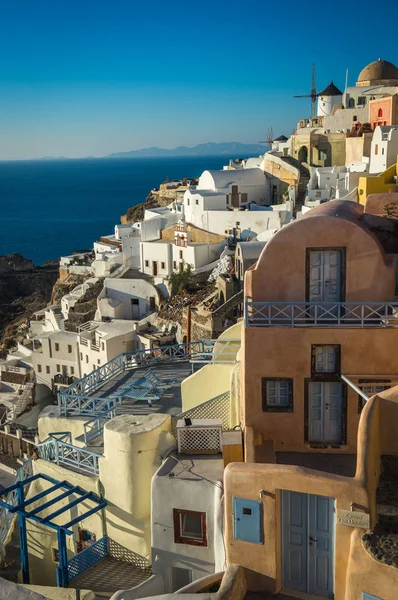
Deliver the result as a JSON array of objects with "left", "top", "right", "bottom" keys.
[{"left": 0, "top": 473, "right": 107, "bottom": 587}]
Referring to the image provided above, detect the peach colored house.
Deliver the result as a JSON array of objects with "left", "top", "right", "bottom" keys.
[
  {"left": 223, "top": 201, "right": 398, "bottom": 599},
  {"left": 369, "top": 95, "right": 398, "bottom": 130}
]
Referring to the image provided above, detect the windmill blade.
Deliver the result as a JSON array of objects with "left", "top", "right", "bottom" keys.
[{"left": 293, "top": 94, "right": 312, "bottom": 98}]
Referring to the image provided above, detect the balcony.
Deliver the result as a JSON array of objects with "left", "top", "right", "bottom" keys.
[{"left": 245, "top": 301, "right": 398, "bottom": 328}]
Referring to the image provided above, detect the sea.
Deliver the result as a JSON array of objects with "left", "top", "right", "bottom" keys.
[{"left": 0, "top": 156, "right": 240, "bottom": 265}]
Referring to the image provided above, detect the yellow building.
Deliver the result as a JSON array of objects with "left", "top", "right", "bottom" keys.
[{"left": 358, "top": 158, "right": 398, "bottom": 204}]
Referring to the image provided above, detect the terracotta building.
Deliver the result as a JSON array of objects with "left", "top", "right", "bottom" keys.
[
  {"left": 223, "top": 200, "right": 398, "bottom": 599},
  {"left": 369, "top": 95, "right": 398, "bottom": 130}
]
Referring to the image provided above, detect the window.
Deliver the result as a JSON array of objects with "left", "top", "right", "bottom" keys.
[
  {"left": 52, "top": 548, "right": 59, "bottom": 563},
  {"left": 55, "top": 343, "right": 59, "bottom": 351},
  {"left": 145, "top": 260, "right": 149, "bottom": 267},
  {"left": 179, "top": 250, "right": 183, "bottom": 259},
  {"left": 80, "top": 352, "right": 83, "bottom": 360},
  {"left": 358, "top": 380, "right": 390, "bottom": 413},
  {"left": 311, "top": 345, "right": 340, "bottom": 376},
  {"left": 378, "top": 108, "right": 383, "bottom": 118},
  {"left": 161, "top": 262, "right": 165, "bottom": 269},
  {"left": 101, "top": 342, "right": 105, "bottom": 351},
  {"left": 382, "top": 147, "right": 385, "bottom": 155},
  {"left": 353, "top": 115, "right": 357, "bottom": 122},
  {"left": 171, "top": 567, "right": 192, "bottom": 592},
  {"left": 71, "top": 366, "right": 74, "bottom": 375},
  {"left": 187, "top": 198, "right": 190, "bottom": 206},
  {"left": 77, "top": 529, "right": 96, "bottom": 552},
  {"left": 375, "top": 144, "right": 378, "bottom": 155},
  {"left": 195, "top": 199, "right": 199, "bottom": 205},
  {"left": 226, "top": 194, "right": 230, "bottom": 204},
  {"left": 68, "top": 345, "right": 72, "bottom": 353},
  {"left": 86, "top": 355, "right": 89, "bottom": 363},
  {"left": 262, "top": 378, "right": 293, "bottom": 412},
  {"left": 37, "top": 364, "right": 42, "bottom": 373},
  {"left": 97, "top": 359, "right": 100, "bottom": 365},
  {"left": 318, "top": 148, "right": 328, "bottom": 161},
  {"left": 357, "top": 96, "right": 366, "bottom": 106},
  {"left": 173, "top": 261, "right": 177, "bottom": 269},
  {"left": 348, "top": 98, "right": 355, "bottom": 108},
  {"left": 93, "top": 364, "right": 95, "bottom": 371},
  {"left": 173, "top": 509, "right": 207, "bottom": 546},
  {"left": 56, "top": 364, "right": 60, "bottom": 373}
]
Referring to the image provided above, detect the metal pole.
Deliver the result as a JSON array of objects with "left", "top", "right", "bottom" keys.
[
  {"left": 57, "top": 528, "right": 69, "bottom": 587},
  {"left": 17, "top": 482, "right": 30, "bottom": 584}
]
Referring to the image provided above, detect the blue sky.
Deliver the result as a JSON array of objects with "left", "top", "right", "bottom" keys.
[{"left": 1, "top": 0, "right": 398, "bottom": 159}]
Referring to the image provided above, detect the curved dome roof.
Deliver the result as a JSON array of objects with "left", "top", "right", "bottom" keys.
[{"left": 357, "top": 58, "right": 398, "bottom": 83}]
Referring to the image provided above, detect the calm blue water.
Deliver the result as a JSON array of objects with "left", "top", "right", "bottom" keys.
[{"left": 0, "top": 156, "right": 233, "bottom": 264}]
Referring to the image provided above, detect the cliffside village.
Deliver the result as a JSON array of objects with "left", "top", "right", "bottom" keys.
[{"left": 2, "top": 57, "right": 398, "bottom": 600}]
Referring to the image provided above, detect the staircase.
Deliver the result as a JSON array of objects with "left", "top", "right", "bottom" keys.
[{"left": 280, "top": 156, "right": 310, "bottom": 213}]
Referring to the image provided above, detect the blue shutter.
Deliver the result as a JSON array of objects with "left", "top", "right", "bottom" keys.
[
  {"left": 362, "top": 594, "right": 383, "bottom": 600},
  {"left": 233, "top": 497, "right": 262, "bottom": 544}
]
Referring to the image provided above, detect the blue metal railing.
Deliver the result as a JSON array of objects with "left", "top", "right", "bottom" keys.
[
  {"left": 67, "top": 536, "right": 108, "bottom": 581},
  {"left": 58, "top": 340, "right": 239, "bottom": 417},
  {"left": 38, "top": 435, "right": 101, "bottom": 476},
  {"left": 245, "top": 300, "right": 398, "bottom": 327},
  {"left": 83, "top": 412, "right": 114, "bottom": 444},
  {"left": 0, "top": 458, "right": 33, "bottom": 556}
]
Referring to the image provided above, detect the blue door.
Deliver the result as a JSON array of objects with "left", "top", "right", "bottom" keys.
[
  {"left": 309, "top": 382, "right": 343, "bottom": 444},
  {"left": 282, "top": 491, "right": 335, "bottom": 598},
  {"left": 233, "top": 497, "right": 262, "bottom": 544}
]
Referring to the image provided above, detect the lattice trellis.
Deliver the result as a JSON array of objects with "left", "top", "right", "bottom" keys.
[
  {"left": 172, "top": 391, "right": 231, "bottom": 438},
  {"left": 177, "top": 423, "right": 223, "bottom": 454}
]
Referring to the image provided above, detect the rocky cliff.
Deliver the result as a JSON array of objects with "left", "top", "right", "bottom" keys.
[{"left": 0, "top": 254, "right": 59, "bottom": 354}]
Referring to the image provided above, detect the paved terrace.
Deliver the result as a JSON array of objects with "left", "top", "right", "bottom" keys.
[
  {"left": 84, "top": 361, "right": 201, "bottom": 452},
  {"left": 93, "top": 361, "right": 200, "bottom": 416}
]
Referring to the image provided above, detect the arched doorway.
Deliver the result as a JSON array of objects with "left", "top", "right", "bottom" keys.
[{"left": 298, "top": 146, "right": 308, "bottom": 164}]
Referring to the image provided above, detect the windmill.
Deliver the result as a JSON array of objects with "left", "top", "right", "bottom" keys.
[
  {"left": 294, "top": 64, "right": 317, "bottom": 118},
  {"left": 259, "top": 127, "right": 274, "bottom": 151}
]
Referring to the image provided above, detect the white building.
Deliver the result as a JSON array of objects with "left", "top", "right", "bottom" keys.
[
  {"left": 61, "top": 278, "right": 100, "bottom": 320},
  {"left": 31, "top": 330, "right": 80, "bottom": 390},
  {"left": 183, "top": 168, "right": 291, "bottom": 239},
  {"left": 0, "top": 357, "right": 35, "bottom": 421},
  {"left": 317, "top": 82, "right": 343, "bottom": 117},
  {"left": 369, "top": 126, "right": 398, "bottom": 174},
  {"left": 151, "top": 448, "right": 224, "bottom": 592},
  {"left": 140, "top": 221, "right": 225, "bottom": 279},
  {"left": 95, "top": 276, "right": 161, "bottom": 321},
  {"left": 235, "top": 241, "right": 266, "bottom": 283},
  {"left": 271, "top": 135, "right": 291, "bottom": 156},
  {"left": 186, "top": 168, "right": 268, "bottom": 210},
  {"left": 306, "top": 166, "right": 346, "bottom": 203},
  {"left": 77, "top": 320, "right": 138, "bottom": 377},
  {"left": 59, "top": 252, "right": 94, "bottom": 279}
]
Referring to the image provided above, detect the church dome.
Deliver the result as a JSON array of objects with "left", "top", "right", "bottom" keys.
[{"left": 357, "top": 58, "right": 398, "bottom": 86}]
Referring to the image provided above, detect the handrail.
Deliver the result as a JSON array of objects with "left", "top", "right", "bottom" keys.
[
  {"left": 245, "top": 300, "right": 398, "bottom": 328},
  {"left": 67, "top": 536, "right": 108, "bottom": 581},
  {"left": 38, "top": 436, "right": 101, "bottom": 475}
]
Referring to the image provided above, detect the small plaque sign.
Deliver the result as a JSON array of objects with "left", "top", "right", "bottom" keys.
[{"left": 337, "top": 509, "right": 370, "bottom": 529}]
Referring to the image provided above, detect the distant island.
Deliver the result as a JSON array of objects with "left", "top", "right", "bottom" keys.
[{"left": 107, "top": 141, "right": 268, "bottom": 159}]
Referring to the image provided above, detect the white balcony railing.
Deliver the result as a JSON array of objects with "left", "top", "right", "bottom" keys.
[{"left": 245, "top": 301, "right": 398, "bottom": 328}]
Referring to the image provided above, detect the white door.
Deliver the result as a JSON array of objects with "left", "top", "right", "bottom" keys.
[
  {"left": 309, "top": 250, "right": 342, "bottom": 305},
  {"left": 309, "top": 382, "right": 343, "bottom": 444}
]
